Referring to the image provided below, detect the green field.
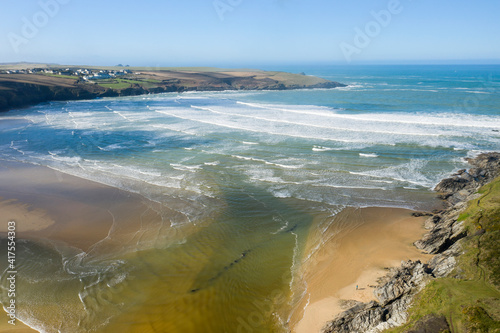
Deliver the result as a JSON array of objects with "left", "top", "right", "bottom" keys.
[
  {"left": 97, "top": 79, "right": 132, "bottom": 90},
  {"left": 386, "top": 177, "right": 500, "bottom": 332},
  {"left": 97, "top": 78, "right": 164, "bottom": 90}
]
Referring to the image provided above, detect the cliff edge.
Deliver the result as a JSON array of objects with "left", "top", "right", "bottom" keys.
[
  {"left": 323, "top": 152, "right": 500, "bottom": 333},
  {"left": 0, "top": 67, "right": 346, "bottom": 112}
]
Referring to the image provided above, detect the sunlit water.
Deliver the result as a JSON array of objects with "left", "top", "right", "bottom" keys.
[{"left": 0, "top": 65, "right": 499, "bottom": 332}]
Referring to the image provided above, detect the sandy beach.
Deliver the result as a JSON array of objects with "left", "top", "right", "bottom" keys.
[
  {"left": 292, "top": 207, "right": 433, "bottom": 333},
  {"left": 0, "top": 160, "right": 436, "bottom": 332}
]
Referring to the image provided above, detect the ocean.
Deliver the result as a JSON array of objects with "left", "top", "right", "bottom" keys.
[{"left": 0, "top": 65, "right": 499, "bottom": 332}]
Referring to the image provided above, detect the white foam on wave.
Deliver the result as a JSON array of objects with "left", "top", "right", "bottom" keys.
[
  {"left": 312, "top": 146, "right": 337, "bottom": 152},
  {"left": 158, "top": 104, "right": 500, "bottom": 150},
  {"left": 359, "top": 153, "right": 378, "bottom": 158},
  {"left": 335, "top": 84, "right": 364, "bottom": 91},
  {"left": 155, "top": 109, "right": 386, "bottom": 144},
  {"left": 209, "top": 104, "right": 438, "bottom": 137},
  {"left": 231, "top": 154, "right": 303, "bottom": 169},
  {"left": 9, "top": 140, "right": 27, "bottom": 155},
  {"left": 113, "top": 110, "right": 130, "bottom": 120},
  {"left": 97, "top": 143, "right": 127, "bottom": 151},
  {"left": 249, "top": 176, "right": 302, "bottom": 185},
  {"left": 349, "top": 159, "right": 432, "bottom": 187},
  {"left": 235, "top": 101, "right": 500, "bottom": 130},
  {"left": 49, "top": 153, "right": 81, "bottom": 164},
  {"left": 464, "top": 90, "right": 492, "bottom": 94},
  {"left": 109, "top": 164, "right": 162, "bottom": 177},
  {"left": 309, "top": 183, "right": 385, "bottom": 190},
  {"left": 170, "top": 163, "right": 202, "bottom": 172}
]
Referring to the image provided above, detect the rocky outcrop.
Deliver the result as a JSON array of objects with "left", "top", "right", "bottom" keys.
[
  {"left": 323, "top": 261, "right": 432, "bottom": 333},
  {"left": 323, "top": 152, "right": 500, "bottom": 333},
  {"left": 434, "top": 153, "right": 500, "bottom": 203},
  {"left": 415, "top": 152, "right": 500, "bottom": 254}
]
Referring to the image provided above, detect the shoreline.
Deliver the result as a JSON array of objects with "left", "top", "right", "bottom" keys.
[
  {"left": 0, "top": 160, "right": 436, "bottom": 333},
  {"left": 292, "top": 207, "right": 433, "bottom": 333}
]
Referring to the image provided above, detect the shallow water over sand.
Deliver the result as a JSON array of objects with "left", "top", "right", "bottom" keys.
[{"left": 0, "top": 162, "right": 317, "bottom": 332}]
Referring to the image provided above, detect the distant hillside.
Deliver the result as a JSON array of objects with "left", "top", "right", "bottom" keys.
[{"left": 0, "top": 65, "right": 346, "bottom": 112}]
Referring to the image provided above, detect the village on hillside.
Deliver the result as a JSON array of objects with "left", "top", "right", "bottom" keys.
[{"left": 0, "top": 67, "right": 133, "bottom": 82}]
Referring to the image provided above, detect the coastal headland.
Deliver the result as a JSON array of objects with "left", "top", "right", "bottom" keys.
[{"left": 0, "top": 63, "right": 346, "bottom": 112}]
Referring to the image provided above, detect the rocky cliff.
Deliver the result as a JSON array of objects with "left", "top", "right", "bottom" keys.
[
  {"left": 322, "top": 152, "right": 500, "bottom": 333},
  {"left": 0, "top": 70, "right": 346, "bottom": 113}
]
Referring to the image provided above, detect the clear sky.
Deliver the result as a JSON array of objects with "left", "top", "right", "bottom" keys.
[{"left": 1, "top": 0, "right": 499, "bottom": 66}]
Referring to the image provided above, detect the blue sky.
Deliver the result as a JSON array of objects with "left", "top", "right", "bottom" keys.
[{"left": 1, "top": 0, "right": 499, "bottom": 66}]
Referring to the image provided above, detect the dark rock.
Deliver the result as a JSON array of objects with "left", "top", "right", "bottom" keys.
[
  {"left": 405, "top": 314, "right": 450, "bottom": 333},
  {"left": 338, "top": 299, "right": 362, "bottom": 310},
  {"left": 324, "top": 261, "right": 433, "bottom": 333},
  {"left": 466, "top": 153, "right": 500, "bottom": 182},
  {"left": 427, "top": 241, "right": 462, "bottom": 278},
  {"left": 412, "top": 212, "right": 433, "bottom": 217},
  {"left": 423, "top": 215, "right": 441, "bottom": 229},
  {"left": 434, "top": 153, "right": 500, "bottom": 205},
  {"left": 434, "top": 177, "right": 469, "bottom": 195},
  {"left": 418, "top": 153, "right": 500, "bottom": 254},
  {"left": 375, "top": 261, "right": 430, "bottom": 306},
  {"left": 322, "top": 301, "right": 387, "bottom": 333},
  {"left": 414, "top": 226, "right": 451, "bottom": 254}
]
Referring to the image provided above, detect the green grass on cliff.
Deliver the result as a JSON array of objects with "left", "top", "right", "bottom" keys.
[
  {"left": 98, "top": 79, "right": 131, "bottom": 90},
  {"left": 385, "top": 177, "right": 500, "bottom": 333},
  {"left": 98, "top": 78, "right": 161, "bottom": 90}
]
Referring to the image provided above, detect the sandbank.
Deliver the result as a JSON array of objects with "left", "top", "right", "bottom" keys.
[{"left": 0, "top": 160, "right": 177, "bottom": 332}]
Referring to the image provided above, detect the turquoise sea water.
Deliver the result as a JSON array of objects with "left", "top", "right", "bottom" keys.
[{"left": 0, "top": 65, "right": 499, "bottom": 332}]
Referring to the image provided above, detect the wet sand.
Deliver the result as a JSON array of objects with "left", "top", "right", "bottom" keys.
[
  {"left": 292, "top": 207, "right": 433, "bottom": 333},
  {"left": 0, "top": 321, "right": 38, "bottom": 333},
  {"left": 0, "top": 160, "right": 174, "bottom": 332},
  {"left": 0, "top": 160, "right": 173, "bottom": 251}
]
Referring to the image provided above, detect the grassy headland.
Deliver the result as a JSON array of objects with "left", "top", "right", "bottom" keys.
[
  {"left": 386, "top": 176, "right": 500, "bottom": 333},
  {"left": 0, "top": 63, "right": 346, "bottom": 112}
]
